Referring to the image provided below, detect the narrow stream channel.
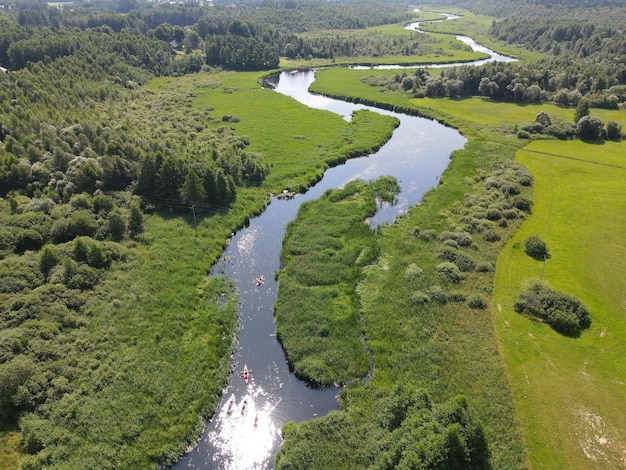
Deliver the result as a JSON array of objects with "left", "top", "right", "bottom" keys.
[{"left": 171, "top": 19, "right": 514, "bottom": 470}]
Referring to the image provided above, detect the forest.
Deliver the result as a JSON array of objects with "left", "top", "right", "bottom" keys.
[{"left": 0, "top": 0, "right": 624, "bottom": 468}]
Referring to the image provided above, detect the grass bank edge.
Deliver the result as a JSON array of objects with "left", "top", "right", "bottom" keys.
[{"left": 275, "top": 69, "right": 532, "bottom": 467}]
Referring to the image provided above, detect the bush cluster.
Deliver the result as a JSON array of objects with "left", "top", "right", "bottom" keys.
[
  {"left": 524, "top": 235, "right": 549, "bottom": 260},
  {"left": 514, "top": 282, "right": 591, "bottom": 335}
]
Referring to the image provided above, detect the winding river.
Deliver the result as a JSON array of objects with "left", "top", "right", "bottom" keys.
[{"left": 171, "top": 19, "right": 514, "bottom": 470}]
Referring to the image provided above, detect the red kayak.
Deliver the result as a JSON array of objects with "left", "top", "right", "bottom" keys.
[{"left": 242, "top": 364, "right": 250, "bottom": 384}]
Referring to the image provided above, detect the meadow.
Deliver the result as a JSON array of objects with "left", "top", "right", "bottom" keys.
[
  {"left": 148, "top": 71, "right": 398, "bottom": 193},
  {"left": 494, "top": 140, "right": 626, "bottom": 469}
]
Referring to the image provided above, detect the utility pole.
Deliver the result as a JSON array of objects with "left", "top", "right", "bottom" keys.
[{"left": 539, "top": 254, "right": 548, "bottom": 282}]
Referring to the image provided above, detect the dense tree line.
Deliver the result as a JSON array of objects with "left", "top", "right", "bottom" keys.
[
  {"left": 431, "top": 0, "right": 626, "bottom": 17},
  {"left": 205, "top": 33, "right": 280, "bottom": 70}
]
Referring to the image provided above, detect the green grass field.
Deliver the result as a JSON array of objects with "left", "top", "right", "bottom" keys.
[
  {"left": 152, "top": 71, "right": 398, "bottom": 193},
  {"left": 494, "top": 140, "right": 626, "bottom": 469}
]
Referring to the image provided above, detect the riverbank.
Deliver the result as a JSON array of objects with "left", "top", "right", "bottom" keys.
[
  {"left": 275, "top": 67, "right": 531, "bottom": 466},
  {"left": 276, "top": 62, "right": 626, "bottom": 469}
]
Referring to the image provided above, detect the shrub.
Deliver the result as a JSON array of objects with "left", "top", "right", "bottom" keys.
[
  {"left": 448, "top": 291, "right": 466, "bottom": 302},
  {"left": 467, "top": 294, "right": 487, "bottom": 309},
  {"left": 545, "top": 121, "right": 576, "bottom": 139},
  {"left": 74, "top": 237, "right": 90, "bottom": 263},
  {"left": 108, "top": 212, "right": 126, "bottom": 241},
  {"left": 550, "top": 310, "right": 582, "bottom": 335},
  {"left": 483, "top": 177, "right": 501, "bottom": 190},
  {"left": 436, "top": 262, "right": 464, "bottom": 284},
  {"left": 502, "top": 209, "right": 519, "bottom": 220},
  {"left": 40, "top": 245, "right": 60, "bottom": 277},
  {"left": 439, "top": 247, "right": 476, "bottom": 272},
  {"left": 68, "top": 211, "right": 98, "bottom": 238},
  {"left": 65, "top": 262, "right": 100, "bottom": 290},
  {"left": 93, "top": 194, "right": 115, "bottom": 214},
  {"left": 70, "top": 193, "right": 92, "bottom": 210},
  {"left": 485, "top": 208, "right": 502, "bottom": 221},
  {"left": 441, "top": 239, "right": 459, "bottom": 249},
  {"left": 428, "top": 285, "right": 447, "bottom": 304},
  {"left": 476, "top": 220, "right": 494, "bottom": 233},
  {"left": 411, "top": 291, "right": 430, "bottom": 304},
  {"left": 524, "top": 235, "right": 548, "bottom": 260},
  {"left": 501, "top": 183, "right": 520, "bottom": 195},
  {"left": 514, "top": 282, "right": 590, "bottom": 335},
  {"left": 439, "top": 231, "right": 473, "bottom": 247},
  {"left": 88, "top": 243, "right": 108, "bottom": 269},
  {"left": 605, "top": 120, "right": 622, "bottom": 140},
  {"left": 417, "top": 229, "right": 438, "bottom": 241},
  {"left": 128, "top": 204, "right": 144, "bottom": 237},
  {"left": 482, "top": 229, "right": 501, "bottom": 242},
  {"left": 476, "top": 262, "right": 495, "bottom": 273},
  {"left": 14, "top": 229, "right": 45, "bottom": 252},
  {"left": 512, "top": 196, "right": 532, "bottom": 212},
  {"left": 405, "top": 263, "right": 424, "bottom": 281}
]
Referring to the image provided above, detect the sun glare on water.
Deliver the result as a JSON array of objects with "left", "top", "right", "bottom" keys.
[{"left": 206, "top": 386, "right": 279, "bottom": 469}]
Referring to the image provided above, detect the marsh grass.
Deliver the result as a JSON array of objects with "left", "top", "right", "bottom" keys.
[
  {"left": 4, "top": 68, "right": 401, "bottom": 467},
  {"left": 275, "top": 180, "right": 382, "bottom": 385},
  {"left": 494, "top": 140, "right": 626, "bottom": 469},
  {"left": 186, "top": 71, "right": 399, "bottom": 192},
  {"left": 15, "top": 211, "right": 242, "bottom": 468}
]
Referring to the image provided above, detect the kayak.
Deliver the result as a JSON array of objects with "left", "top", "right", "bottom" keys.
[{"left": 242, "top": 364, "right": 250, "bottom": 384}]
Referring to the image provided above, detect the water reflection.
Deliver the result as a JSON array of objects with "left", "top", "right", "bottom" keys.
[
  {"left": 203, "top": 388, "right": 278, "bottom": 469},
  {"left": 171, "top": 43, "right": 481, "bottom": 469}
]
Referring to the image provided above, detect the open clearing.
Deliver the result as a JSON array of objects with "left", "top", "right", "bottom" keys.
[{"left": 494, "top": 139, "right": 626, "bottom": 469}]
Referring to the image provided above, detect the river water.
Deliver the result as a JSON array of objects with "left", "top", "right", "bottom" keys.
[{"left": 171, "top": 18, "right": 513, "bottom": 470}]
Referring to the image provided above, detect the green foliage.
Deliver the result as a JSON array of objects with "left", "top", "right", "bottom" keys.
[
  {"left": 467, "top": 294, "right": 488, "bottom": 310},
  {"left": 576, "top": 115, "right": 604, "bottom": 139},
  {"left": 482, "top": 228, "right": 501, "bottom": 242},
  {"left": 128, "top": 204, "right": 144, "bottom": 237},
  {"left": 180, "top": 169, "right": 207, "bottom": 206},
  {"left": 605, "top": 120, "right": 623, "bottom": 140},
  {"left": 514, "top": 282, "right": 591, "bottom": 335},
  {"left": 439, "top": 247, "right": 476, "bottom": 272},
  {"left": 205, "top": 34, "right": 279, "bottom": 71},
  {"left": 523, "top": 235, "right": 548, "bottom": 260},
  {"left": 276, "top": 179, "right": 390, "bottom": 385},
  {"left": 574, "top": 97, "right": 591, "bottom": 123},
  {"left": 68, "top": 211, "right": 98, "bottom": 239},
  {"left": 405, "top": 263, "right": 424, "bottom": 281},
  {"left": 39, "top": 245, "right": 60, "bottom": 277},
  {"left": 436, "top": 262, "right": 465, "bottom": 284},
  {"left": 107, "top": 211, "right": 126, "bottom": 241},
  {"left": 277, "top": 387, "right": 490, "bottom": 470}
]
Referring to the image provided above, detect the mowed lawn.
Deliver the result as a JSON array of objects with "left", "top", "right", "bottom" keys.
[{"left": 494, "top": 139, "right": 626, "bottom": 469}]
